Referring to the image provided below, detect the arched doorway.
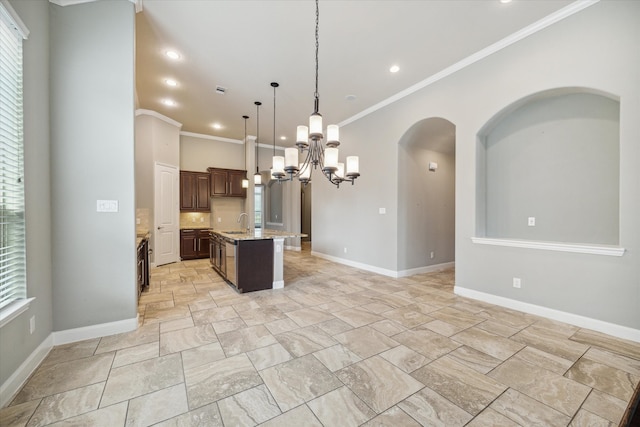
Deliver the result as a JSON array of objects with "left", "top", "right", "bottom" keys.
[{"left": 397, "top": 117, "right": 456, "bottom": 275}]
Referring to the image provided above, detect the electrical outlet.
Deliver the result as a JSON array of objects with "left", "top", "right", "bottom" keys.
[
  {"left": 344, "top": 247, "right": 348, "bottom": 254},
  {"left": 430, "top": 251, "right": 435, "bottom": 259},
  {"left": 29, "top": 315, "right": 35, "bottom": 334},
  {"left": 217, "top": 217, "right": 222, "bottom": 223},
  {"left": 528, "top": 217, "right": 536, "bottom": 226},
  {"left": 200, "top": 217, "right": 204, "bottom": 222},
  {"left": 513, "top": 277, "right": 522, "bottom": 288}
]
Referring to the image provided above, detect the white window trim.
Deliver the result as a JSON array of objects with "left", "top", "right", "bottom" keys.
[
  {"left": 0, "top": 1, "right": 29, "bottom": 39},
  {"left": 0, "top": 0, "right": 31, "bottom": 327},
  {"left": 0, "top": 298, "right": 34, "bottom": 329},
  {"left": 471, "top": 237, "right": 625, "bottom": 257}
]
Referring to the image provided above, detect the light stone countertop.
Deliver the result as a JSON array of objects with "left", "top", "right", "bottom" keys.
[
  {"left": 211, "top": 229, "right": 306, "bottom": 242},
  {"left": 136, "top": 229, "right": 150, "bottom": 248}
]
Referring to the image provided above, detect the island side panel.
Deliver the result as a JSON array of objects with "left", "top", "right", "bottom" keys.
[
  {"left": 237, "top": 239, "right": 274, "bottom": 293},
  {"left": 273, "top": 238, "right": 285, "bottom": 289}
]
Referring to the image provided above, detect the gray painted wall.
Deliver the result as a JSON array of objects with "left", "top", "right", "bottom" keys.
[
  {"left": 180, "top": 134, "right": 244, "bottom": 172},
  {"left": 313, "top": 1, "right": 639, "bottom": 329},
  {"left": 398, "top": 147, "right": 455, "bottom": 271},
  {"left": 50, "top": 1, "right": 136, "bottom": 330},
  {"left": 0, "top": 0, "right": 53, "bottom": 389},
  {"left": 398, "top": 118, "right": 455, "bottom": 271},
  {"left": 135, "top": 112, "right": 180, "bottom": 263},
  {"left": 482, "top": 92, "right": 619, "bottom": 244}
]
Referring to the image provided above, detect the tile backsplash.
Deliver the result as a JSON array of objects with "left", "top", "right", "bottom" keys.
[
  {"left": 180, "top": 212, "right": 211, "bottom": 228},
  {"left": 136, "top": 208, "right": 150, "bottom": 234}
]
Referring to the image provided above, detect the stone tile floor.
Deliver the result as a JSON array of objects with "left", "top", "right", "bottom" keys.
[{"left": 2, "top": 249, "right": 639, "bottom": 426}]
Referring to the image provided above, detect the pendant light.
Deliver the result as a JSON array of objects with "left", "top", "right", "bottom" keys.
[
  {"left": 277, "top": 0, "right": 360, "bottom": 187},
  {"left": 242, "top": 115, "right": 249, "bottom": 188},
  {"left": 271, "top": 82, "right": 285, "bottom": 180},
  {"left": 254, "top": 101, "right": 262, "bottom": 185}
]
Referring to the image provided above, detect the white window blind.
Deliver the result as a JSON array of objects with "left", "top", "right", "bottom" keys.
[{"left": 0, "top": 3, "right": 26, "bottom": 311}]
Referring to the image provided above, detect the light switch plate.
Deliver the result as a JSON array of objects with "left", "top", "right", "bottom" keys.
[
  {"left": 379, "top": 208, "right": 386, "bottom": 215},
  {"left": 97, "top": 200, "right": 118, "bottom": 213}
]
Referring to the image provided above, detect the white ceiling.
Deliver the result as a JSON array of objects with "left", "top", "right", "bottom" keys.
[{"left": 135, "top": 0, "right": 578, "bottom": 146}]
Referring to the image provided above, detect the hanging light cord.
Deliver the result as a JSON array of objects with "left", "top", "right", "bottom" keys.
[
  {"left": 255, "top": 102, "right": 261, "bottom": 174},
  {"left": 273, "top": 84, "right": 277, "bottom": 155},
  {"left": 313, "top": 0, "right": 320, "bottom": 112},
  {"left": 243, "top": 115, "right": 248, "bottom": 170}
]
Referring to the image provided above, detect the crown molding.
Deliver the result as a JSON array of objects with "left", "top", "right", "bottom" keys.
[
  {"left": 135, "top": 109, "right": 182, "bottom": 129},
  {"left": 180, "top": 131, "right": 243, "bottom": 145},
  {"left": 180, "top": 131, "right": 285, "bottom": 151},
  {"left": 49, "top": 0, "right": 140, "bottom": 10},
  {"left": 340, "top": 0, "right": 600, "bottom": 128}
]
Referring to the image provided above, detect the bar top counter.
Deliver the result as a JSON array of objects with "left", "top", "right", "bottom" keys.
[{"left": 211, "top": 229, "right": 306, "bottom": 241}]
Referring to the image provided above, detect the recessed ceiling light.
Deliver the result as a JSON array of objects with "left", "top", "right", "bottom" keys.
[
  {"left": 212, "top": 123, "right": 222, "bottom": 130},
  {"left": 165, "top": 50, "right": 180, "bottom": 60},
  {"left": 345, "top": 94, "right": 357, "bottom": 101},
  {"left": 500, "top": 0, "right": 512, "bottom": 3},
  {"left": 165, "top": 79, "right": 178, "bottom": 87},
  {"left": 162, "top": 99, "right": 176, "bottom": 107},
  {"left": 389, "top": 65, "right": 400, "bottom": 73}
]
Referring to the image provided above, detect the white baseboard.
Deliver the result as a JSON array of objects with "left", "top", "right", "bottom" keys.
[
  {"left": 454, "top": 286, "right": 640, "bottom": 343},
  {"left": 0, "top": 333, "right": 53, "bottom": 408},
  {"left": 397, "top": 262, "right": 455, "bottom": 278},
  {"left": 310, "top": 251, "right": 455, "bottom": 279},
  {"left": 52, "top": 315, "right": 139, "bottom": 346},
  {"left": 284, "top": 245, "right": 301, "bottom": 252},
  {"left": 1, "top": 315, "right": 140, "bottom": 407},
  {"left": 311, "top": 251, "right": 399, "bottom": 278}
]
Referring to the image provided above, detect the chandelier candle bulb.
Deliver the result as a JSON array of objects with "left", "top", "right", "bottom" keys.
[
  {"left": 300, "top": 163, "right": 312, "bottom": 181},
  {"left": 327, "top": 125, "right": 340, "bottom": 146},
  {"left": 297, "top": 125, "right": 309, "bottom": 147},
  {"left": 272, "top": 156, "right": 285, "bottom": 178},
  {"left": 336, "top": 162, "right": 345, "bottom": 179},
  {"left": 346, "top": 156, "right": 360, "bottom": 177},
  {"left": 309, "top": 113, "right": 323, "bottom": 139},
  {"left": 284, "top": 148, "right": 299, "bottom": 171},
  {"left": 324, "top": 147, "right": 339, "bottom": 169}
]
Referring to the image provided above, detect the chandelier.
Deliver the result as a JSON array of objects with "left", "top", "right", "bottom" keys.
[{"left": 272, "top": 0, "right": 360, "bottom": 187}]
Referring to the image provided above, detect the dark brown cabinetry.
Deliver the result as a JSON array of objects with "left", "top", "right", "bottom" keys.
[
  {"left": 180, "top": 171, "right": 211, "bottom": 212},
  {"left": 180, "top": 229, "right": 210, "bottom": 260},
  {"left": 137, "top": 238, "right": 149, "bottom": 299},
  {"left": 209, "top": 232, "right": 226, "bottom": 277},
  {"left": 209, "top": 232, "right": 273, "bottom": 293},
  {"left": 208, "top": 168, "right": 247, "bottom": 198}
]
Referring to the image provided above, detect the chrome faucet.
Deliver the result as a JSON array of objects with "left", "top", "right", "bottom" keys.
[{"left": 237, "top": 212, "right": 249, "bottom": 232}]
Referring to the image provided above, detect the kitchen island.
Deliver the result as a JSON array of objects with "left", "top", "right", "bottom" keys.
[{"left": 209, "top": 229, "right": 305, "bottom": 293}]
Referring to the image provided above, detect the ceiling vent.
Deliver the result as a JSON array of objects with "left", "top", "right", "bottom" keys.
[{"left": 215, "top": 86, "right": 226, "bottom": 95}]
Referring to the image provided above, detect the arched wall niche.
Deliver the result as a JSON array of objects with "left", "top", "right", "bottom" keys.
[
  {"left": 397, "top": 117, "right": 456, "bottom": 272},
  {"left": 475, "top": 87, "right": 620, "bottom": 245}
]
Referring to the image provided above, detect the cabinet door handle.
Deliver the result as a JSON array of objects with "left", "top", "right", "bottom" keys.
[{"left": 193, "top": 240, "right": 197, "bottom": 251}]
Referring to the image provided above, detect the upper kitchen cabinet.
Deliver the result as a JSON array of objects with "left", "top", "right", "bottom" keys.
[
  {"left": 208, "top": 167, "right": 247, "bottom": 198},
  {"left": 180, "top": 171, "right": 211, "bottom": 212}
]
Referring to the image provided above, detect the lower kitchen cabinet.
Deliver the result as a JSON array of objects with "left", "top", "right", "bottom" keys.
[
  {"left": 180, "top": 229, "right": 210, "bottom": 260},
  {"left": 137, "top": 238, "right": 149, "bottom": 298}
]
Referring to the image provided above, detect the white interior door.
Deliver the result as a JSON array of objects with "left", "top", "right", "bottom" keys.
[{"left": 154, "top": 163, "right": 179, "bottom": 266}]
